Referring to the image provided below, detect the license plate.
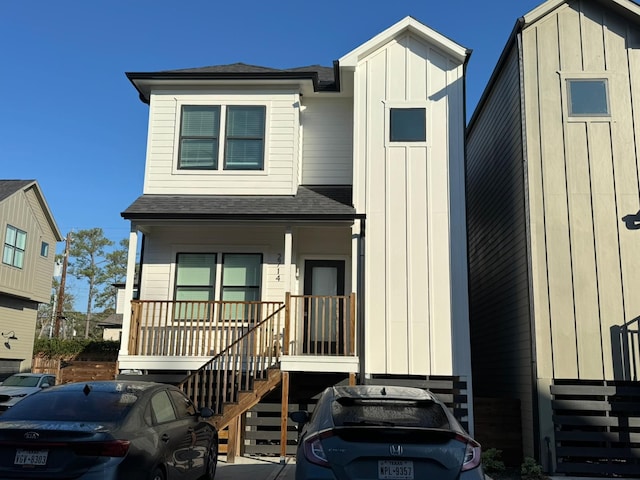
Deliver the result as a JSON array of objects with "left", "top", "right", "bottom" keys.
[
  {"left": 14, "top": 449, "right": 48, "bottom": 466},
  {"left": 378, "top": 460, "right": 414, "bottom": 480}
]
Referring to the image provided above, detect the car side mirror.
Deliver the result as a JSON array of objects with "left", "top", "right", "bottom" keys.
[
  {"left": 41, "top": 383, "right": 50, "bottom": 389},
  {"left": 289, "top": 410, "right": 310, "bottom": 424},
  {"left": 199, "top": 407, "right": 214, "bottom": 419}
]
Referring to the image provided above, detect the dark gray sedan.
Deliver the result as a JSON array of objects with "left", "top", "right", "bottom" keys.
[
  {"left": 0, "top": 381, "right": 218, "bottom": 480},
  {"left": 290, "top": 385, "right": 484, "bottom": 480}
]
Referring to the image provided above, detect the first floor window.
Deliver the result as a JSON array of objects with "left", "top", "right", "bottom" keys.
[
  {"left": 3, "top": 225, "right": 26, "bottom": 268},
  {"left": 174, "top": 253, "right": 216, "bottom": 320},
  {"left": 173, "top": 252, "right": 263, "bottom": 321}
]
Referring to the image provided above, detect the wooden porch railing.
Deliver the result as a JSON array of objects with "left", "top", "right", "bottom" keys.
[
  {"left": 128, "top": 293, "right": 357, "bottom": 358},
  {"left": 179, "top": 305, "right": 285, "bottom": 416},
  {"left": 128, "top": 300, "right": 284, "bottom": 357}
]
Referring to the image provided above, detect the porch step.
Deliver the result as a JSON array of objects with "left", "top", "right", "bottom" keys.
[{"left": 213, "top": 368, "right": 283, "bottom": 431}]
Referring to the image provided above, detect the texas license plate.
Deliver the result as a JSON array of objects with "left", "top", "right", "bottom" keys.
[
  {"left": 378, "top": 460, "right": 414, "bottom": 480},
  {"left": 14, "top": 449, "right": 48, "bottom": 466}
]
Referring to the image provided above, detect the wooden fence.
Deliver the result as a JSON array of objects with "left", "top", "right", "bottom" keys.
[{"left": 31, "top": 358, "right": 117, "bottom": 384}]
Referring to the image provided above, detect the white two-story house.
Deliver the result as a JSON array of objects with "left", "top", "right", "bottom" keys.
[{"left": 118, "top": 16, "right": 473, "bottom": 457}]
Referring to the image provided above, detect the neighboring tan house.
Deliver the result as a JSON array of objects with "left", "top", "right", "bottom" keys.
[
  {"left": 118, "top": 16, "right": 473, "bottom": 457},
  {"left": 0, "top": 180, "right": 62, "bottom": 376},
  {"left": 466, "top": 0, "right": 640, "bottom": 476}
]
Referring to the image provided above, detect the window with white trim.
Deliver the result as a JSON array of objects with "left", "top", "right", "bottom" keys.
[
  {"left": 567, "top": 79, "right": 610, "bottom": 117},
  {"left": 390, "top": 107, "right": 427, "bottom": 142},
  {"left": 178, "top": 105, "right": 266, "bottom": 171},
  {"left": 174, "top": 252, "right": 263, "bottom": 321},
  {"left": 3, "top": 225, "right": 26, "bottom": 268}
]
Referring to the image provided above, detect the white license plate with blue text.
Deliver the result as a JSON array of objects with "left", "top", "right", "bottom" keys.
[
  {"left": 378, "top": 460, "right": 414, "bottom": 480},
  {"left": 14, "top": 449, "right": 48, "bottom": 466}
]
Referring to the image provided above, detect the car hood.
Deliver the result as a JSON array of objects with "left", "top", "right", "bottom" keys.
[{"left": 0, "top": 387, "right": 38, "bottom": 397}]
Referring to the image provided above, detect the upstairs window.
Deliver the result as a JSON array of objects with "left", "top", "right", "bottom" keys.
[
  {"left": 225, "top": 106, "right": 266, "bottom": 170},
  {"left": 567, "top": 79, "right": 609, "bottom": 117},
  {"left": 3, "top": 225, "right": 26, "bottom": 268},
  {"left": 41, "top": 242, "right": 49, "bottom": 257},
  {"left": 178, "top": 105, "right": 266, "bottom": 171},
  {"left": 390, "top": 108, "right": 426, "bottom": 142},
  {"left": 179, "top": 106, "right": 220, "bottom": 170}
]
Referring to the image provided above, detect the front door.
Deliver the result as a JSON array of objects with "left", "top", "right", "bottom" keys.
[{"left": 303, "top": 260, "right": 345, "bottom": 354}]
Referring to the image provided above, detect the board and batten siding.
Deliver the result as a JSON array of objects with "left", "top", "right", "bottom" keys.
[
  {"left": 300, "top": 97, "right": 353, "bottom": 185},
  {"left": 466, "top": 43, "right": 534, "bottom": 456},
  {"left": 143, "top": 90, "right": 300, "bottom": 195},
  {"left": 353, "top": 32, "right": 469, "bottom": 377},
  {"left": 522, "top": 0, "right": 640, "bottom": 385},
  {"left": 0, "top": 187, "right": 57, "bottom": 303},
  {"left": 0, "top": 296, "right": 38, "bottom": 372}
]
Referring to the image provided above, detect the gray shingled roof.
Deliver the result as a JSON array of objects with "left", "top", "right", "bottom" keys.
[
  {"left": 122, "top": 186, "right": 355, "bottom": 221},
  {"left": 0, "top": 180, "right": 34, "bottom": 203},
  {"left": 162, "top": 63, "right": 336, "bottom": 89}
]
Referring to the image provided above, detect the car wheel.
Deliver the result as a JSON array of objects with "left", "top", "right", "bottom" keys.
[
  {"left": 150, "top": 467, "right": 165, "bottom": 480},
  {"left": 202, "top": 442, "right": 218, "bottom": 480}
]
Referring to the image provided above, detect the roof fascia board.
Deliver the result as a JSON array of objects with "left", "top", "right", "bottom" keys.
[
  {"left": 339, "top": 16, "right": 469, "bottom": 68},
  {"left": 127, "top": 71, "right": 321, "bottom": 104}
]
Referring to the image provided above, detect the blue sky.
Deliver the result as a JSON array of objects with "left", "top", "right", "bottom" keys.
[{"left": 0, "top": 0, "right": 542, "bottom": 306}]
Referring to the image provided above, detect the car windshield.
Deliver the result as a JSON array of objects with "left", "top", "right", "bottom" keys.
[
  {"left": 1, "top": 389, "right": 139, "bottom": 423},
  {"left": 331, "top": 398, "right": 450, "bottom": 429},
  {"left": 1, "top": 375, "right": 40, "bottom": 387}
]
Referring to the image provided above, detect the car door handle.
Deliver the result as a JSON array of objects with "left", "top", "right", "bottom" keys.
[{"left": 161, "top": 433, "right": 170, "bottom": 443}]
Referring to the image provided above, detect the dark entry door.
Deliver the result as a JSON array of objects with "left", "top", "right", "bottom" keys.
[{"left": 303, "top": 260, "right": 345, "bottom": 354}]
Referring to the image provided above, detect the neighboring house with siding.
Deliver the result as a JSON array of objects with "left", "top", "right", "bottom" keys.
[
  {"left": 466, "top": 0, "right": 640, "bottom": 475},
  {"left": 0, "top": 180, "right": 62, "bottom": 376},
  {"left": 118, "top": 16, "right": 474, "bottom": 455}
]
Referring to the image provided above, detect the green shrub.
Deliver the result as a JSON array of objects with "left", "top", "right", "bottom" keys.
[
  {"left": 33, "top": 338, "right": 120, "bottom": 360},
  {"left": 521, "top": 457, "right": 546, "bottom": 480},
  {"left": 481, "top": 448, "right": 506, "bottom": 474}
]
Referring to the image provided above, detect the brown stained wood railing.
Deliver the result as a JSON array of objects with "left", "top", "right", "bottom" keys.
[
  {"left": 285, "top": 293, "right": 356, "bottom": 356},
  {"left": 179, "top": 304, "right": 285, "bottom": 414},
  {"left": 128, "top": 300, "right": 284, "bottom": 357}
]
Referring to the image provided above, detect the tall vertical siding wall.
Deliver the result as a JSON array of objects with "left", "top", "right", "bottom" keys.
[{"left": 466, "top": 43, "right": 533, "bottom": 455}]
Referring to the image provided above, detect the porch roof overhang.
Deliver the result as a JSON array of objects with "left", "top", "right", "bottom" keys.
[{"left": 121, "top": 186, "right": 358, "bottom": 223}]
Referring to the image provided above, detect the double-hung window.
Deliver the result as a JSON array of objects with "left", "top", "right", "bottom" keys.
[
  {"left": 3, "top": 225, "right": 27, "bottom": 268},
  {"left": 174, "top": 253, "right": 263, "bottom": 322},
  {"left": 178, "top": 105, "right": 266, "bottom": 171}
]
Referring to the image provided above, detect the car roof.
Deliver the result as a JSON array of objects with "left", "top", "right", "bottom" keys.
[
  {"left": 331, "top": 385, "right": 438, "bottom": 402},
  {"left": 47, "top": 381, "right": 167, "bottom": 394},
  {"left": 8, "top": 373, "right": 52, "bottom": 377}
]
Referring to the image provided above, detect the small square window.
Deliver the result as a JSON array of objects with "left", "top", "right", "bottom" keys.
[
  {"left": 390, "top": 108, "right": 426, "bottom": 142},
  {"left": 41, "top": 242, "right": 49, "bottom": 257},
  {"left": 567, "top": 79, "right": 609, "bottom": 116}
]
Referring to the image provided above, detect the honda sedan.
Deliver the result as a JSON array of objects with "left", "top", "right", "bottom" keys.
[
  {"left": 0, "top": 381, "right": 218, "bottom": 480},
  {"left": 290, "top": 385, "right": 484, "bottom": 480}
]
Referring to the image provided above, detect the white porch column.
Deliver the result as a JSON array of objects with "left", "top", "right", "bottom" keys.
[
  {"left": 118, "top": 225, "right": 139, "bottom": 357},
  {"left": 284, "top": 227, "right": 293, "bottom": 293}
]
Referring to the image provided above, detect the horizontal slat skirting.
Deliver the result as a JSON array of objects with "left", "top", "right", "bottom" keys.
[
  {"left": 551, "top": 384, "right": 640, "bottom": 396},
  {"left": 553, "top": 414, "right": 640, "bottom": 427},
  {"left": 555, "top": 462, "right": 640, "bottom": 476},
  {"left": 557, "top": 446, "right": 640, "bottom": 458},
  {"left": 555, "top": 430, "right": 640, "bottom": 443},
  {"left": 552, "top": 399, "right": 640, "bottom": 413}
]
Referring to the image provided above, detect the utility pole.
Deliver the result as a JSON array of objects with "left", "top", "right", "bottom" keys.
[{"left": 54, "top": 232, "right": 71, "bottom": 337}]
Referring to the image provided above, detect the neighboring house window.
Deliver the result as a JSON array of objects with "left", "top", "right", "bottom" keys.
[
  {"left": 179, "top": 106, "right": 220, "bottom": 170},
  {"left": 567, "top": 79, "right": 609, "bottom": 116},
  {"left": 41, "top": 242, "right": 49, "bottom": 257},
  {"left": 178, "top": 105, "right": 266, "bottom": 171},
  {"left": 3, "top": 225, "right": 27, "bottom": 268},
  {"left": 390, "top": 108, "right": 426, "bottom": 142}
]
